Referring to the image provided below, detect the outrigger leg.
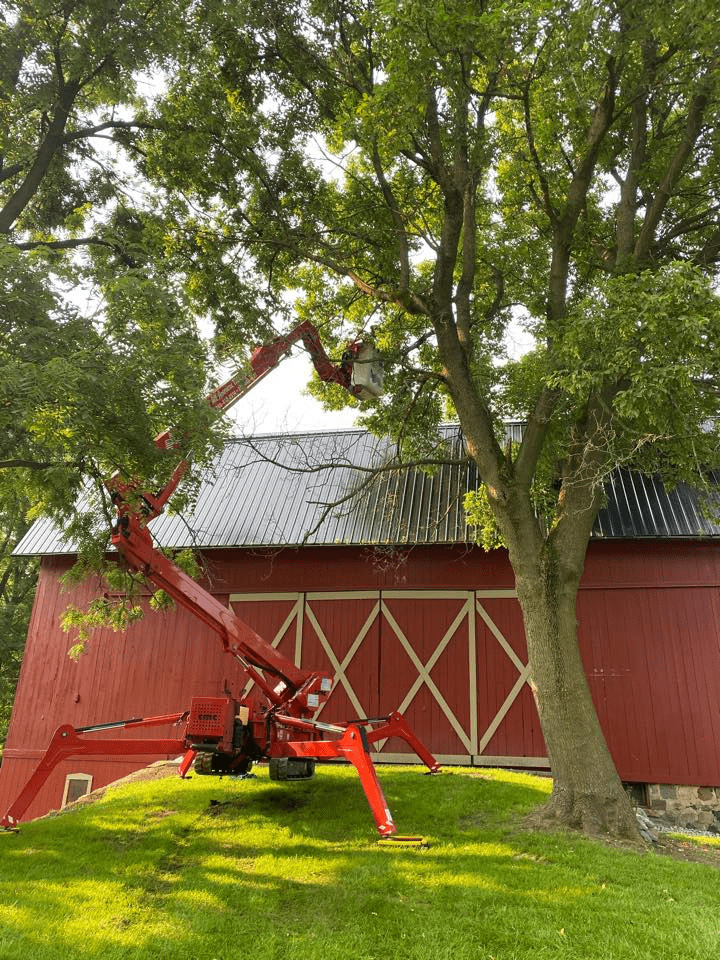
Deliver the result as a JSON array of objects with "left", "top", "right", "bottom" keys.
[
  {"left": 1, "top": 712, "right": 187, "bottom": 830},
  {"left": 275, "top": 711, "right": 440, "bottom": 846}
]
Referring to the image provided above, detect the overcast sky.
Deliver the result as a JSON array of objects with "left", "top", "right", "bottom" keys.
[{"left": 227, "top": 350, "right": 359, "bottom": 436}]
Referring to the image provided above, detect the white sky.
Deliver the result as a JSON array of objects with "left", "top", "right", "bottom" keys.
[
  {"left": 226, "top": 350, "right": 359, "bottom": 435},
  {"left": 226, "top": 314, "right": 536, "bottom": 436}
]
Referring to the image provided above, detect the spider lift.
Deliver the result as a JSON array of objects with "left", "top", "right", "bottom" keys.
[{"left": 1, "top": 322, "right": 439, "bottom": 840}]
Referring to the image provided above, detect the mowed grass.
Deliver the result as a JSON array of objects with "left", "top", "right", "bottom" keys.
[{"left": 0, "top": 765, "right": 719, "bottom": 960}]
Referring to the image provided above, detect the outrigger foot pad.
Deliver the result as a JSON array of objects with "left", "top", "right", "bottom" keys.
[{"left": 377, "top": 835, "right": 429, "bottom": 849}]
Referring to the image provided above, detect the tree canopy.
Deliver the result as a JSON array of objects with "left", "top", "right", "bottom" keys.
[
  {"left": 1, "top": 0, "right": 227, "bottom": 536},
  {"left": 3, "top": 0, "right": 720, "bottom": 835},
  {"left": 137, "top": 0, "right": 720, "bottom": 489},
  {"left": 0, "top": 0, "right": 224, "bottom": 732},
  {"left": 132, "top": 0, "right": 720, "bottom": 836}
]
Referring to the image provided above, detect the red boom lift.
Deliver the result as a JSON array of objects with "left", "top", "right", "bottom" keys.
[{"left": 1, "top": 322, "right": 439, "bottom": 840}]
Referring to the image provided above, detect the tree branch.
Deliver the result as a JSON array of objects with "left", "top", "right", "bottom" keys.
[
  {"left": 523, "top": 83, "right": 557, "bottom": 225},
  {"left": 0, "top": 76, "right": 82, "bottom": 234},
  {"left": 371, "top": 141, "right": 411, "bottom": 289},
  {"left": 548, "top": 57, "right": 618, "bottom": 320},
  {"left": 514, "top": 388, "right": 558, "bottom": 489},
  {"left": 12, "top": 236, "right": 136, "bottom": 265},
  {"left": 634, "top": 82, "right": 712, "bottom": 262},
  {"left": 694, "top": 225, "right": 720, "bottom": 267},
  {"left": 0, "top": 162, "right": 26, "bottom": 184},
  {"left": 616, "top": 80, "right": 648, "bottom": 260},
  {"left": 62, "top": 119, "right": 161, "bottom": 144}
]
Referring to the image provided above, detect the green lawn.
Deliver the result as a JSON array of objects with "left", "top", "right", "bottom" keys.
[{"left": 0, "top": 765, "right": 718, "bottom": 960}]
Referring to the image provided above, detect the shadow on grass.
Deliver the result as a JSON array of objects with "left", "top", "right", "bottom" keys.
[{"left": 0, "top": 767, "right": 717, "bottom": 960}]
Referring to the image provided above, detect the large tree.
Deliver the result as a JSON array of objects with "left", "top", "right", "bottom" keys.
[
  {"left": 0, "top": 0, "right": 225, "bottom": 728},
  {"left": 128, "top": 0, "right": 720, "bottom": 839},
  {"left": 0, "top": 0, "right": 229, "bottom": 543}
]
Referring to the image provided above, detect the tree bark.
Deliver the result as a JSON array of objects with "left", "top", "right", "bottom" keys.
[{"left": 514, "top": 549, "right": 640, "bottom": 839}]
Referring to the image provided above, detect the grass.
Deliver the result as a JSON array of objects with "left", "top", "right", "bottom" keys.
[{"left": 0, "top": 765, "right": 719, "bottom": 960}]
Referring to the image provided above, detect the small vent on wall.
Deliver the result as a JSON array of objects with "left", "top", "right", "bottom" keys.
[{"left": 62, "top": 773, "right": 93, "bottom": 807}]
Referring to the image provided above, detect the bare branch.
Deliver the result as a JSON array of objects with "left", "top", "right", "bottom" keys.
[{"left": 62, "top": 119, "right": 160, "bottom": 144}]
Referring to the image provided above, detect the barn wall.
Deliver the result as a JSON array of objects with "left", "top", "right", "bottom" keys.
[
  {"left": 580, "top": 540, "right": 720, "bottom": 785},
  {"left": 1, "top": 540, "right": 719, "bottom": 823}
]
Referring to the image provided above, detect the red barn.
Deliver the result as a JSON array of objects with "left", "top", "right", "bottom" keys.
[{"left": 2, "top": 426, "right": 720, "bottom": 827}]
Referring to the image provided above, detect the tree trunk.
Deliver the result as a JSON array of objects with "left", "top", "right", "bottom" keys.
[{"left": 514, "top": 552, "right": 641, "bottom": 841}]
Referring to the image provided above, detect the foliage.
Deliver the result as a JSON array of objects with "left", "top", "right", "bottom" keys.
[
  {"left": 0, "top": 0, "right": 238, "bottom": 517},
  {"left": 136, "top": 0, "right": 720, "bottom": 528},
  {"left": 123, "top": 0, "right": 720, "bottom": 833},
  {"left": 0, "top": 766, "right": 719, "bottom": 959},
  {"left": 0, "top": 1, "right": 231, "bottom": 663},
  {"left": 60, "top": 548, "right": 204, "bottom": 658},
  {"left": 0, "top": 495, "right": 36, "bottom": 747}
]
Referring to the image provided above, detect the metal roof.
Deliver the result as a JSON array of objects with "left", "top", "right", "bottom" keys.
[
  {"left": 594, "top": 468, "right": 720, "bottom": 539},
  {"left": 13, "top": 426, "right": 720, "bottom": 556}
]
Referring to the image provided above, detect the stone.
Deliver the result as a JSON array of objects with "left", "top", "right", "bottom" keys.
[{"left": 635, "top": 810, "right": 659, "bottom": 843}]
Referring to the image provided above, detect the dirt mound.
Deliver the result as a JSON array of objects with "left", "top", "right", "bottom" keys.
[{"left": 53, "top": 760, "right": 183, "bottom": 816}]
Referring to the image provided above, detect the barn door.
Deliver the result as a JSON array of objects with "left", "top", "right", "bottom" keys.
[
  {"left": 473, "top": 592, "right": 547, "bottom": 766},
  {"left": 377, "top": 591, "right": 476, "bottom": 762},
  {"left": 229, "top": 590, "right": 547, "bottom": 767}
]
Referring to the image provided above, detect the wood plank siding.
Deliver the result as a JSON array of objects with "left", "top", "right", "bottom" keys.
[{"left": 1, "top": 540, "right": 720, "bottom": 822}]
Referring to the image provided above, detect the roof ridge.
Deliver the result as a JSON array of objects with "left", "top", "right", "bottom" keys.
[{"left": 225, "top": 421, "right": 464, "bottom": 443}]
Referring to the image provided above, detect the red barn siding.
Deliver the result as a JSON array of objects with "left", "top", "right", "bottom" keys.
[
  {"left": 1, "top": 541, "right": 720, "bottom": 822},
  {"left": 476, "top": 596, "right": 545, "bottom": 760}
]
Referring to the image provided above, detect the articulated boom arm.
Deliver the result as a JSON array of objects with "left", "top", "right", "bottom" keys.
[
  {"left": 110, "top": 511, "right": 318, "bottom": 706},
  {"left": 204, "top": 319, "right": 375, "bottom": 416},
  {"left": 109, "top": 320, "right": 379, "bottom": 702},
  {"left": 2, "top": 322, "right": 439, "bottom": 839},
  {"left": 128, "top": 320, "right": 381, "bottom": 525}
]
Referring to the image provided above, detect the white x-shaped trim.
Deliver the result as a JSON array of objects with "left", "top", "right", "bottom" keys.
[
  {"left": 227, "top": 590, "right": 534, "bottom": 763},
  {"left": 380, "top": 597, "right": 474, "bottom": 753},
  {"left": 228, "top": 594, "right": 304, "bottom": 697},
  {"left": 305, "top": 600, "right": 381, "bottom": 721},
  {"left": 475, "top": 598, "right": 532, "bottom": 754}
]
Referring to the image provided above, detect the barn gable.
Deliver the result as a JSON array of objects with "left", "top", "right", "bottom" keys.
[{"left": 3, "top": 426, "right": 720, "bottom": 825}]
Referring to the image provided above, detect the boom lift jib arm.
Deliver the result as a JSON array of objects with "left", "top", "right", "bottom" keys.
[
  {"left": 109, "top": 320, "right": 382, "bottom": 701},
  {"left": 1, "top": 322, "right": 439, "bottom": 839},
  {"left": 142, "top": 321, "right": 383, "bottom": 522}
]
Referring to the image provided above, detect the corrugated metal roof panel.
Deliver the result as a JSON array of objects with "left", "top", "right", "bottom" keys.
[
  {"left": 594, "top": 468, "right": 720, "bottom": 538},
  {"left": 13, "top": 426, "right": 720, "bottom": 556}
]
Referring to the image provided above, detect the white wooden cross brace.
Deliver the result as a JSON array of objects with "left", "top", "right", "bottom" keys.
[
  {"left": 228, "top": 594, "right": 304, "bottom": 698},
  {"left": 304, "top": 600, "right": 381, "bottom": 721},
  {"left": 475, "top": 598, "right": 532, "bottom": 755},
  {"left": 378, "top": 597, "right": 474, "bottom": 754}
]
